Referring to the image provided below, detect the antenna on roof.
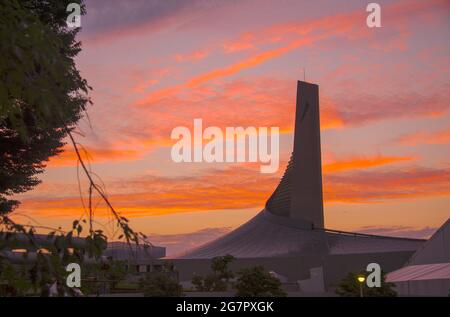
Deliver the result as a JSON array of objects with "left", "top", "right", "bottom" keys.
[{"left": 301, "top": 67, "right": 306, "bottom": 82}]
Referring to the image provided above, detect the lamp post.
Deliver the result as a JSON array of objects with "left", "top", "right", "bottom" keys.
[{"left": 357, "top": 276, "right": 365, "bottom": 297}]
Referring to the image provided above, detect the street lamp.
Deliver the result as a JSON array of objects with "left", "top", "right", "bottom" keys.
[{"left": 357, "top": 276, "right": 365, "bottom": 297}]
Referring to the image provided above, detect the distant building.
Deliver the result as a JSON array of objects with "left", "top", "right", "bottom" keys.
[
  {"left": 0, "top": 232, "right": 93, "bottom": 264},
  {"left": 104, "top": 241, "right": 166, "bottom": 274},
  {"left": 167, "top": 81, "right": 429, "bottom": 293},
  {"left": 0, "top": 233, "right": 166, "bottom": 272},
  {"left": 387, "top": 219, "right": 450, "bottom": 296}
]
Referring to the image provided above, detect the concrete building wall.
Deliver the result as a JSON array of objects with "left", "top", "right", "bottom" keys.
[
  {"left": 322, "top": 251, "right": 414, "bottom": 287},
  {"left": 171, "top": 250, "right": 415, "bottom": 291}
]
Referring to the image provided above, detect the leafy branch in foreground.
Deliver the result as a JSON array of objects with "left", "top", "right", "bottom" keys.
[{"left": 65, "top": 128, "right": 146, "bottom": 247}]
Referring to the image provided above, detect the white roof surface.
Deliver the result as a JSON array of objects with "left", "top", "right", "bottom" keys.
[{"left": 387, "top": 262, "right": 450, "bottom": 282}]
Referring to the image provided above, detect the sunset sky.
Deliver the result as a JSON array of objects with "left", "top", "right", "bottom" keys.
[{"left": 11, "top": 0, "right": 450, "bottom": 254}]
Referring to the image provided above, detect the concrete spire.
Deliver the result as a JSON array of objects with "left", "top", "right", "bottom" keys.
[
  {"left": 266, "top": 81, "right": 324, "bottom": 228},
  {"left": 291, "top": 81, "right": 324, "bottom": 228}
]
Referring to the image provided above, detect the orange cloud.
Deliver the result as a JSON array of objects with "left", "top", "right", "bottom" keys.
[
  {"left": 174, "top": 49, "right": 210, "bottom": 62},
  {"left": 135, "top": 8, "right": 361, "bottom": 107},
  {"left": 128, "top": 77, "right": 345, "bottom": 151},
  {"left": 324, "top": 167, "right": 450, "bottom": 203},
  {"left": 47, "top": 145, "right": 143, "bottom": 167},
  {"left": 320, "top": 97, "right": 345, "bottom": 129},
  {"left": 222, "top": 42, "right": 254, "bottom": 54},
  {"left": 222, "top": 0, "right": 447, "bottom": 53},
  {"left": 17, "top": 166, "right": 277, "bottom": 218},
  {"left": 188, "top": 38, "right": 314, "bottom": 88},
  {"left": 16, "top": 156, "right": 449, "bottom": 219},
  {"left": 396, "top": 127, "right": 450, "bottom": 146},
  {"left": 136, "top": 0, "right": 448, "bottom": 110},
  {"left": 323, "top": 156, "right": 414, "bottom": 173},
  {"left": 132, "top": 79, "right": 159, "bottom": 93},
  {"left": 135, "top": 38, "right": 315, "bottom": 107},
  {"left": 126, "top": 0, "right": 449, "bottom": 149}
]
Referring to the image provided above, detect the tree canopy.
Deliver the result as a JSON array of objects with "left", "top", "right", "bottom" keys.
[
  {"left": 140, "top": 273, "right": 184, "bottom": 297},
  {"left": 191, "top": 255, "right": 235, "bottom": 292},
  {"left": 0, "top": 0, "right": 90, "bottom": 214},
  {"left": 234, "top": 266, "right": 286, "bottom": 297}
]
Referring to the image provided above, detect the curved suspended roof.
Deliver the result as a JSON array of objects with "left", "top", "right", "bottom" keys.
[{"left": 171, "top": 209, "right": 423, "bottom": 259}]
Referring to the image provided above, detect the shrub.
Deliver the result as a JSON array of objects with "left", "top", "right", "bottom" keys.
[
  {"left": 235, "top": 266, "right": 286, "bottom": 297},
  {"left": 140, "top": 273, "right": 183, "bottom": 297}
]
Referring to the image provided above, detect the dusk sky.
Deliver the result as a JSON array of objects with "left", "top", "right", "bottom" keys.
[{"left": 11, "top": 0, "right": 449, "bottom": 254}]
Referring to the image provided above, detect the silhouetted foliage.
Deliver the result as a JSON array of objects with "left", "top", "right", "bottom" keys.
[
  {"left": 191, "top": 255, "right": 235, "bottom": 292},
  {"left": 140, "top": 273, "right": 183, "bottom": 297},
  {"left": 335, "top": 271, "right": 397, "bottom": 297},
  {"left": 211, "top": 254, "right": 235, "bottom": 282},
  {"left": 234, "top": 266, "right": 286, "bottom": 297},
  {"left": 79, "top": 260, "right": 127, "bottom": 295},
  {"left": 104, "top": 261, "right": 127, "bottom": 289},
  {"left": 0, "top": 261, "right": 31, "bottom": 296},
  {"left": 0, "top": 0, "right": 90, "bottom": 214}
]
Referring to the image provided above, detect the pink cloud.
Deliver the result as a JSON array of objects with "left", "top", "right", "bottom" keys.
[
  {"left": 395, "top": 126, "right": 450, "bottom": 146},
  {"left": 174, "top": 49, "right": 210, "bottom": 62}
]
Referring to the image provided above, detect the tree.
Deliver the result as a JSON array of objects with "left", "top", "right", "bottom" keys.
[
  {"left": 104, "top": 261, "right": 127, "bottom": 290},
  {"left": 335, "top": 271, "right": 397, "bottom": 297},
  {"left": 234, "top": 266, "right": 286, "bottom": 297},
  {"left": 140, "top": 274, "right": 183, "bottom": 297},
  {"left": 211, "top": 254, "right": 235, "bottom": 283},
  {"left": 0, "top": 261, "right": 32, "bottom": 296},
  {"left": 79, "top": 260, "right": 127, "bottom": 295},
  {"left": 0, "top": 1, "right": 148, "bottom": 296},
  {"left": 0, "top": 0, "right": 90, "bottom": 214},
  {"left": 191, "top": 274, "right": 207, "bottom": 291},
  {"left": 191, "top": 255, "right": 235, "bottom": 292}
]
